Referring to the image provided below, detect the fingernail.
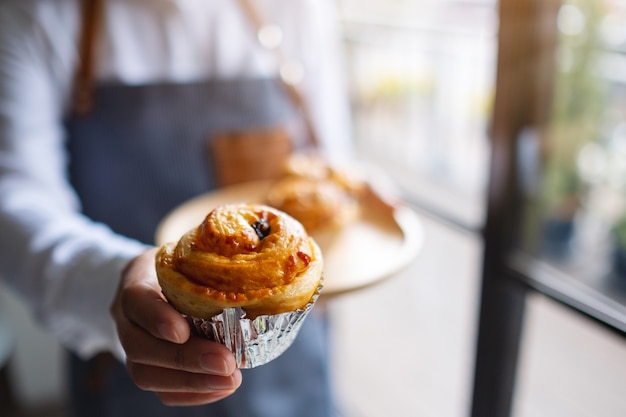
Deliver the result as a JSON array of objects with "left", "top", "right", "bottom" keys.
[
  {"left": 158, "top": 322, "right": 181, "bottom": 343},
  {"left": 200, "top": 353, "right": 231, "bottom": 375}
]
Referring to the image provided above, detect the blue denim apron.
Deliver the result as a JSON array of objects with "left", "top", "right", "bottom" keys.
[{"left": 64, "top": 77, "right": 334, "bottom": 417}]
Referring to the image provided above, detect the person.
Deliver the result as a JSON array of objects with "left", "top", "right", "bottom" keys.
[{"left": 0, "top": 0, "right": 353, "bottom": 416}]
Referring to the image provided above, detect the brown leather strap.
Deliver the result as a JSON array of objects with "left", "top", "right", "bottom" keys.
[
  {"left": 237, "top": 0, "right": 320, "bottom": 149},
  {"left": 72, "top": 0, "right": 103, "bottom": 115}
]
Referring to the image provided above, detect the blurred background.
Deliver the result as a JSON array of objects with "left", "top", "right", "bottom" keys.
[{"left": 2, "top": 0, "right": 626, "bottom": 416}]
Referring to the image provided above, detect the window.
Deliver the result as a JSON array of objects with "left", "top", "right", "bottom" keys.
[{"left": 339, "top": 0, "right": 498, "bottom": 228}]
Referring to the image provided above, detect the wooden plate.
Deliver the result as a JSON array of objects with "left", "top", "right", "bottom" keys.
[{"left": 155, "top": 181, "right": 424, "bottom": 295}]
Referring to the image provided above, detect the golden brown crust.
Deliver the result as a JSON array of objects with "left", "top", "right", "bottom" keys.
[
  {"left": 155, "top": 204, "right": 323, "bottom": 319},
  {"left": 266, "top": 154, "right": 363, "bottom": 234},
  {"left": 266, "top": 177, "right": 359, "bottom": 233}
]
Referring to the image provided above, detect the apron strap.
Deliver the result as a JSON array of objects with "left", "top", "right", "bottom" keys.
[
  {"left": 237, "top": 0, "right": 319, "bottom": 149},
  {"left": 71, "top": 0, "right": 103, "bottom": 115}
]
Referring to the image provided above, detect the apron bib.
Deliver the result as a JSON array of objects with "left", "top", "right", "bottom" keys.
[{"left": 66, "top": 77, "right": 297, "bottom": 244}]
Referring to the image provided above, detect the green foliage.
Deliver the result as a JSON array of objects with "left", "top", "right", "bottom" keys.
[
  {"left": 613, "top": 215, "right": 626, "bottom": 248},
  {"left": 542, "top": 0, "right": 607, "bottom": 212}
]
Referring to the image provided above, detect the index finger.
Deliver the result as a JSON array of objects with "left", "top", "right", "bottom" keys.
[
  {"left": 122, "top": 279, "right": 191, "bottom": 344},
  {"left": 114, "top": 248, "right": 191, "bottom": 344}
]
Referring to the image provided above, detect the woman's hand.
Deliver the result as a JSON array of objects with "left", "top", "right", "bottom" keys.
[{"left": 110, "top": 248, "right": 242, "bottom": 406}]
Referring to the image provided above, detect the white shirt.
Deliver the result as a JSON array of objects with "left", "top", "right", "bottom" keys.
[{"left": 0, "top": 0, "right": 351, "bottom": 359}]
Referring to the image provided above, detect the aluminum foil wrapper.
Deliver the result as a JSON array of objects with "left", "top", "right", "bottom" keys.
[{"left": 185, "top": 285, "right": 322, "bottom": 369}]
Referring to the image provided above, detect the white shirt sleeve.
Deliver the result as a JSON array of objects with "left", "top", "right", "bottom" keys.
[
  {"left": 0, "top": 1, "right": 147, "bottom": 359},
  {"left": 0, "top": 0, "right": 353, "bottom": 359}
]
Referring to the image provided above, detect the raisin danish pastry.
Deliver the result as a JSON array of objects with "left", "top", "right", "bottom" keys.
[
  {"left": 156, "top": 203, "right": 323, "bottom": 320},
  {"left": 266, "top": 154, "right": 364, "bottom": 235}
]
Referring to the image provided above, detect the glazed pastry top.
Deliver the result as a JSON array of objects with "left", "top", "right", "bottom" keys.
[{"left": 164, "top": 204, "right": 314, "bottom": 292}]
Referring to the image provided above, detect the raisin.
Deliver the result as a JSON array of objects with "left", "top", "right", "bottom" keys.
[{"left": 251, "top": 219, "right": 271, "bottom": 240}]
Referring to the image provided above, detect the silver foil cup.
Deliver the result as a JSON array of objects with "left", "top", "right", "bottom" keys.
[{"left": 185, "top": 285, "right": 322, "bottom": 369}]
